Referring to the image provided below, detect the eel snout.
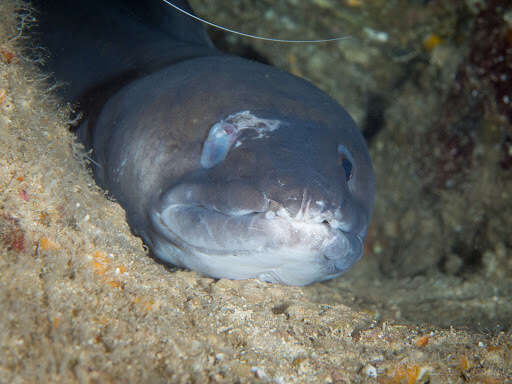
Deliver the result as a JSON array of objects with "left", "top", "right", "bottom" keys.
[{"left": 149, "top": 179, "right": 366, "bottom": 285}]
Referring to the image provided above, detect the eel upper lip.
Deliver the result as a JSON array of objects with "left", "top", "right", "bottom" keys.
[{"left": 150, "top": 203, "right": 359, "bottom": 253}]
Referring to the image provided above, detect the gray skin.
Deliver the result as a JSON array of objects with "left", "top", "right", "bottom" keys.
[{"left": 34, "top": 0, "right": 375, "bottom": 285}]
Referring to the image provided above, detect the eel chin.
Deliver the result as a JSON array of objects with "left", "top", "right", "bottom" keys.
[{"left": 148, "top": 181, "right": 364, "bottom": 286}]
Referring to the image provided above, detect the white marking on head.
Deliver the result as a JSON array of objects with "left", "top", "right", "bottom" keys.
[
  {"left": 225, "top": 111, "right": 281, "bottom": 140},
  {"left": 201, "top": 111, "right": 282, "bottom": 168}
]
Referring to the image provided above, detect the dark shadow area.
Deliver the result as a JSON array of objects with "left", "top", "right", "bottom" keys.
[
  {"left": 362, "top": 93, "right": 387, "bottom": 143},
  {"left": 206, "top": 29, "right": 271, "bottom": 64}
]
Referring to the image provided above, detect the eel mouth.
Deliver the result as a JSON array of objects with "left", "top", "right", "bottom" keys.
[{"left": 148, "top": 187, "right": 364, "bottom": 285}]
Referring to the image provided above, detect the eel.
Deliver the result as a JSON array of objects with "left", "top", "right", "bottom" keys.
[{"left": 33, "top": 0, "right": 375, "bottom": 285}]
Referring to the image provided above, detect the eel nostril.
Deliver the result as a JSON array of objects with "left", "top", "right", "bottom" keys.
[
  {"left": 322, "top": 219, "right": 340, "bottom": 230},
  {"left": 324, "top": 219, "right": 343, "bottom": 231}
]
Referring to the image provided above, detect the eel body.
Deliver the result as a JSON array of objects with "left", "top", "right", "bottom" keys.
[{"left": 34, "top": 0, "right": 375, "bottom": 285}]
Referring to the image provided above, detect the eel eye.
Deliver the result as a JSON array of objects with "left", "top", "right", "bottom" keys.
[
  {"left": 340, "top": 157, "right": 353, "bottom": 181},
  {"left": 337, "top": 144, "right": 354, "bottom": 182}
]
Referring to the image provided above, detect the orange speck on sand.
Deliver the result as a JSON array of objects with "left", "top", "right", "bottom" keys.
[
  {"left": 39, "top": 237, "right": 60, "bottom": 251},
  {"left": 474, "top": 376, "right": 506, "bottom": 384},
  {"left": 0, "top": 49, "right": 14, "bottom": 64},
  {"left": 93, "top": 251, "right": 109, "bottom": 275},
  {"left": 143, "top": 300, "right": 154, "bottom": 311},
  {"left": 415, "top": 335, "right": 429, "bottom": 347},
  {"left": 423, "top": 34, "right": 442, "bottom": 52},
  {"left": 459, "top": 355, "right": 473, "bottom": 371},
  {"left": 53, "top": 317, "right": 60, "bottom": 328},
  {"left": 486, "top": 345, "right": 501, "bottom": 352},
  {"left": 93, "top": 261, "right": 107, "bottom": 275},
  {"left": 16, "top": 176, "right": 24, "bottom": 182},
  {"left": 132, "top": 297, "right": 154, "bottom": 311},
  {"left": 381, "top": 364, "right": 429, "bottom": 384},
  {"left": 92, "top": 251, "right": 125, "bottom": 287},
  {"left": 107, "top": 280, "right": 121, "bottom": 288},
  {"left": 346, "top": 0, "right": 363, "bottom": 6},
  {"left": 0, "top": 89, "right": 6, "bottom": 105}
]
